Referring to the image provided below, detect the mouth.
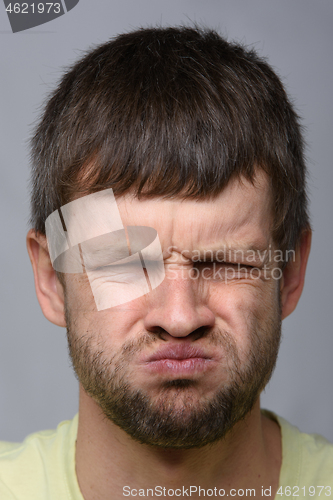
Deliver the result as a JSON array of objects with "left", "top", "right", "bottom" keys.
[{"left": 141, "top": 344, "right": 215, "bottom": 376}]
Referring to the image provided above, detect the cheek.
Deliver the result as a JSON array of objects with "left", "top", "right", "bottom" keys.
[
  {"left": 64, "top": 273, "right": 95, "bottom": 312},
  {"left": 64, "top": 274, "right": 148, "bottom": 350},
  {"left": 208, "top": 280, "right": 279, "bottom": 345}
]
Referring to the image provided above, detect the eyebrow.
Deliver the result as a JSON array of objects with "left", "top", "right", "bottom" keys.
[{"left": 81, "top": 239, "right": 274, "bottom": 268}]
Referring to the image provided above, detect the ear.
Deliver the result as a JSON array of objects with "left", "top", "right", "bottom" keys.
[
  {"left": 280, "top": 229, "right": 312, "bottom": 320},
  {"left": 26, "top": 229, "right": 66, "bottom": 327}
]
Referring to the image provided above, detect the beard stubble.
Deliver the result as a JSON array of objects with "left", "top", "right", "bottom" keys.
[{"left": 65, "top": 299, "right": 281, "bottom": 449}]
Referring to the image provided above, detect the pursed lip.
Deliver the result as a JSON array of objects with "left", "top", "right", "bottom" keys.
[
  {"left": 138, "top": 343, "right": 219, "bottom": 377},
  {"left": 145, "top": 344, "right": 213, "bottom": 363},
  {"left": 137, "top": 343, "right": 217, "bottom": 373}
]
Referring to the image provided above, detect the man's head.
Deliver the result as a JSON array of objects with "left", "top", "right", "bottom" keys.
[{"left": 27, "top": 26, "right": 311, "bottom": 448}]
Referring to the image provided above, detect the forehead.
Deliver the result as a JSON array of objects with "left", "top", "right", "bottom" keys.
[{"left": 115, "top": 171, "right": 273, "bottom": 252}]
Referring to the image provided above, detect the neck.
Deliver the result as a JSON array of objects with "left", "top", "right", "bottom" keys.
[{"left": 75, "top": 387, "right": 281, "bottom": 499}]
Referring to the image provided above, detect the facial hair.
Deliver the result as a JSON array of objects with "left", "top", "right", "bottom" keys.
[{"left": 65, "top": 299, "right": 281, "bottom": 449}]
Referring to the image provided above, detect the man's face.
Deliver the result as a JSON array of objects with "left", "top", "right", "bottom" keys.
[{"left": 64, "top": 172, "right": 281, "bottom": 448}]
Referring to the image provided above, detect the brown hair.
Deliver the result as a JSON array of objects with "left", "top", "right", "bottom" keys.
[{"left": 30, "top": 26, "right": 309, "bottom": 252}]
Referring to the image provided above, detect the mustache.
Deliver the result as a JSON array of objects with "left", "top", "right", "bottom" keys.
[{"left": 118, "top": 327, "right": 239, "bottom": 365}]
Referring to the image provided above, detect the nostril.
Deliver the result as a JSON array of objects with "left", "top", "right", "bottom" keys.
[
  {"left": 192, "top": 326, "right": 211, "bottom": 341},
  {"left": 146, "top": 326, "right": 166, "bottom": 337},
  {"left": 147, "top": 325, "right": 213, "bottom": 341}
]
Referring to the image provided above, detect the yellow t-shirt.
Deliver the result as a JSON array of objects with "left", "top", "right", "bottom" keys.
[
  {"left": 264, "top": 411, "right": 333, "bottom": 498},
  {"left": 0, "top": 412, "right": 332, "bottom": 499},
  {"left": 0, "top": 414, "right": 83, "bottom": 499}
]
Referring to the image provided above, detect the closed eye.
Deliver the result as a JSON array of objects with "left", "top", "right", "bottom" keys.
[
  {"left": 194, "top": 261, "right": 255, "bottom": 268},
  {"left": 192, "top": 261, "right": 260, "bottom": 280}
]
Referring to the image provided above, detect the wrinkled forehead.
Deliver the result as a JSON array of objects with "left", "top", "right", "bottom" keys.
[
  {"left": 114, "top": 170, "right": 274, "bottom": 250},
  {"left": 46, "top": 171, "right": 274, "bottom": 262}
]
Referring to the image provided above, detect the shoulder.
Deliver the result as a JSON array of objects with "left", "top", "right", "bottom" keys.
[
  {"left": 0, "top": 415, "right": 81, "bottom": 500},
  {"left": 263, "top": 410, "right": 333, "bottom": 487}
]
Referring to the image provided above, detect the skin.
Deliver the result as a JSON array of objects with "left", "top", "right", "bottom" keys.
[{"left": 27, "top": 171, "right": 311, "bottom": 499}]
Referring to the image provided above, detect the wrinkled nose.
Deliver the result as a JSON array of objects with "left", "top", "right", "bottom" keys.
[{"left": 143, "top": 274, "right": 215, "bottom": 338}]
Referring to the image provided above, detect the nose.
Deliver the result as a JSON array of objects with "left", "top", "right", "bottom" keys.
[{"left": 143, "top": 275, "right": 215, "bottom": 338}]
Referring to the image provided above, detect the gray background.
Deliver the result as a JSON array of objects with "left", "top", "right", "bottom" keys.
[{"left": 0, "top": 0, "right": 332, "bottom": 442}]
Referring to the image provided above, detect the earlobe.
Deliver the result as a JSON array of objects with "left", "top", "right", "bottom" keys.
[
  {"left": 26, "top": 229, "right": 67, "bottom": 327},
  {"left": 280, "top": 229, "right": 312, "bottom": 320}
]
